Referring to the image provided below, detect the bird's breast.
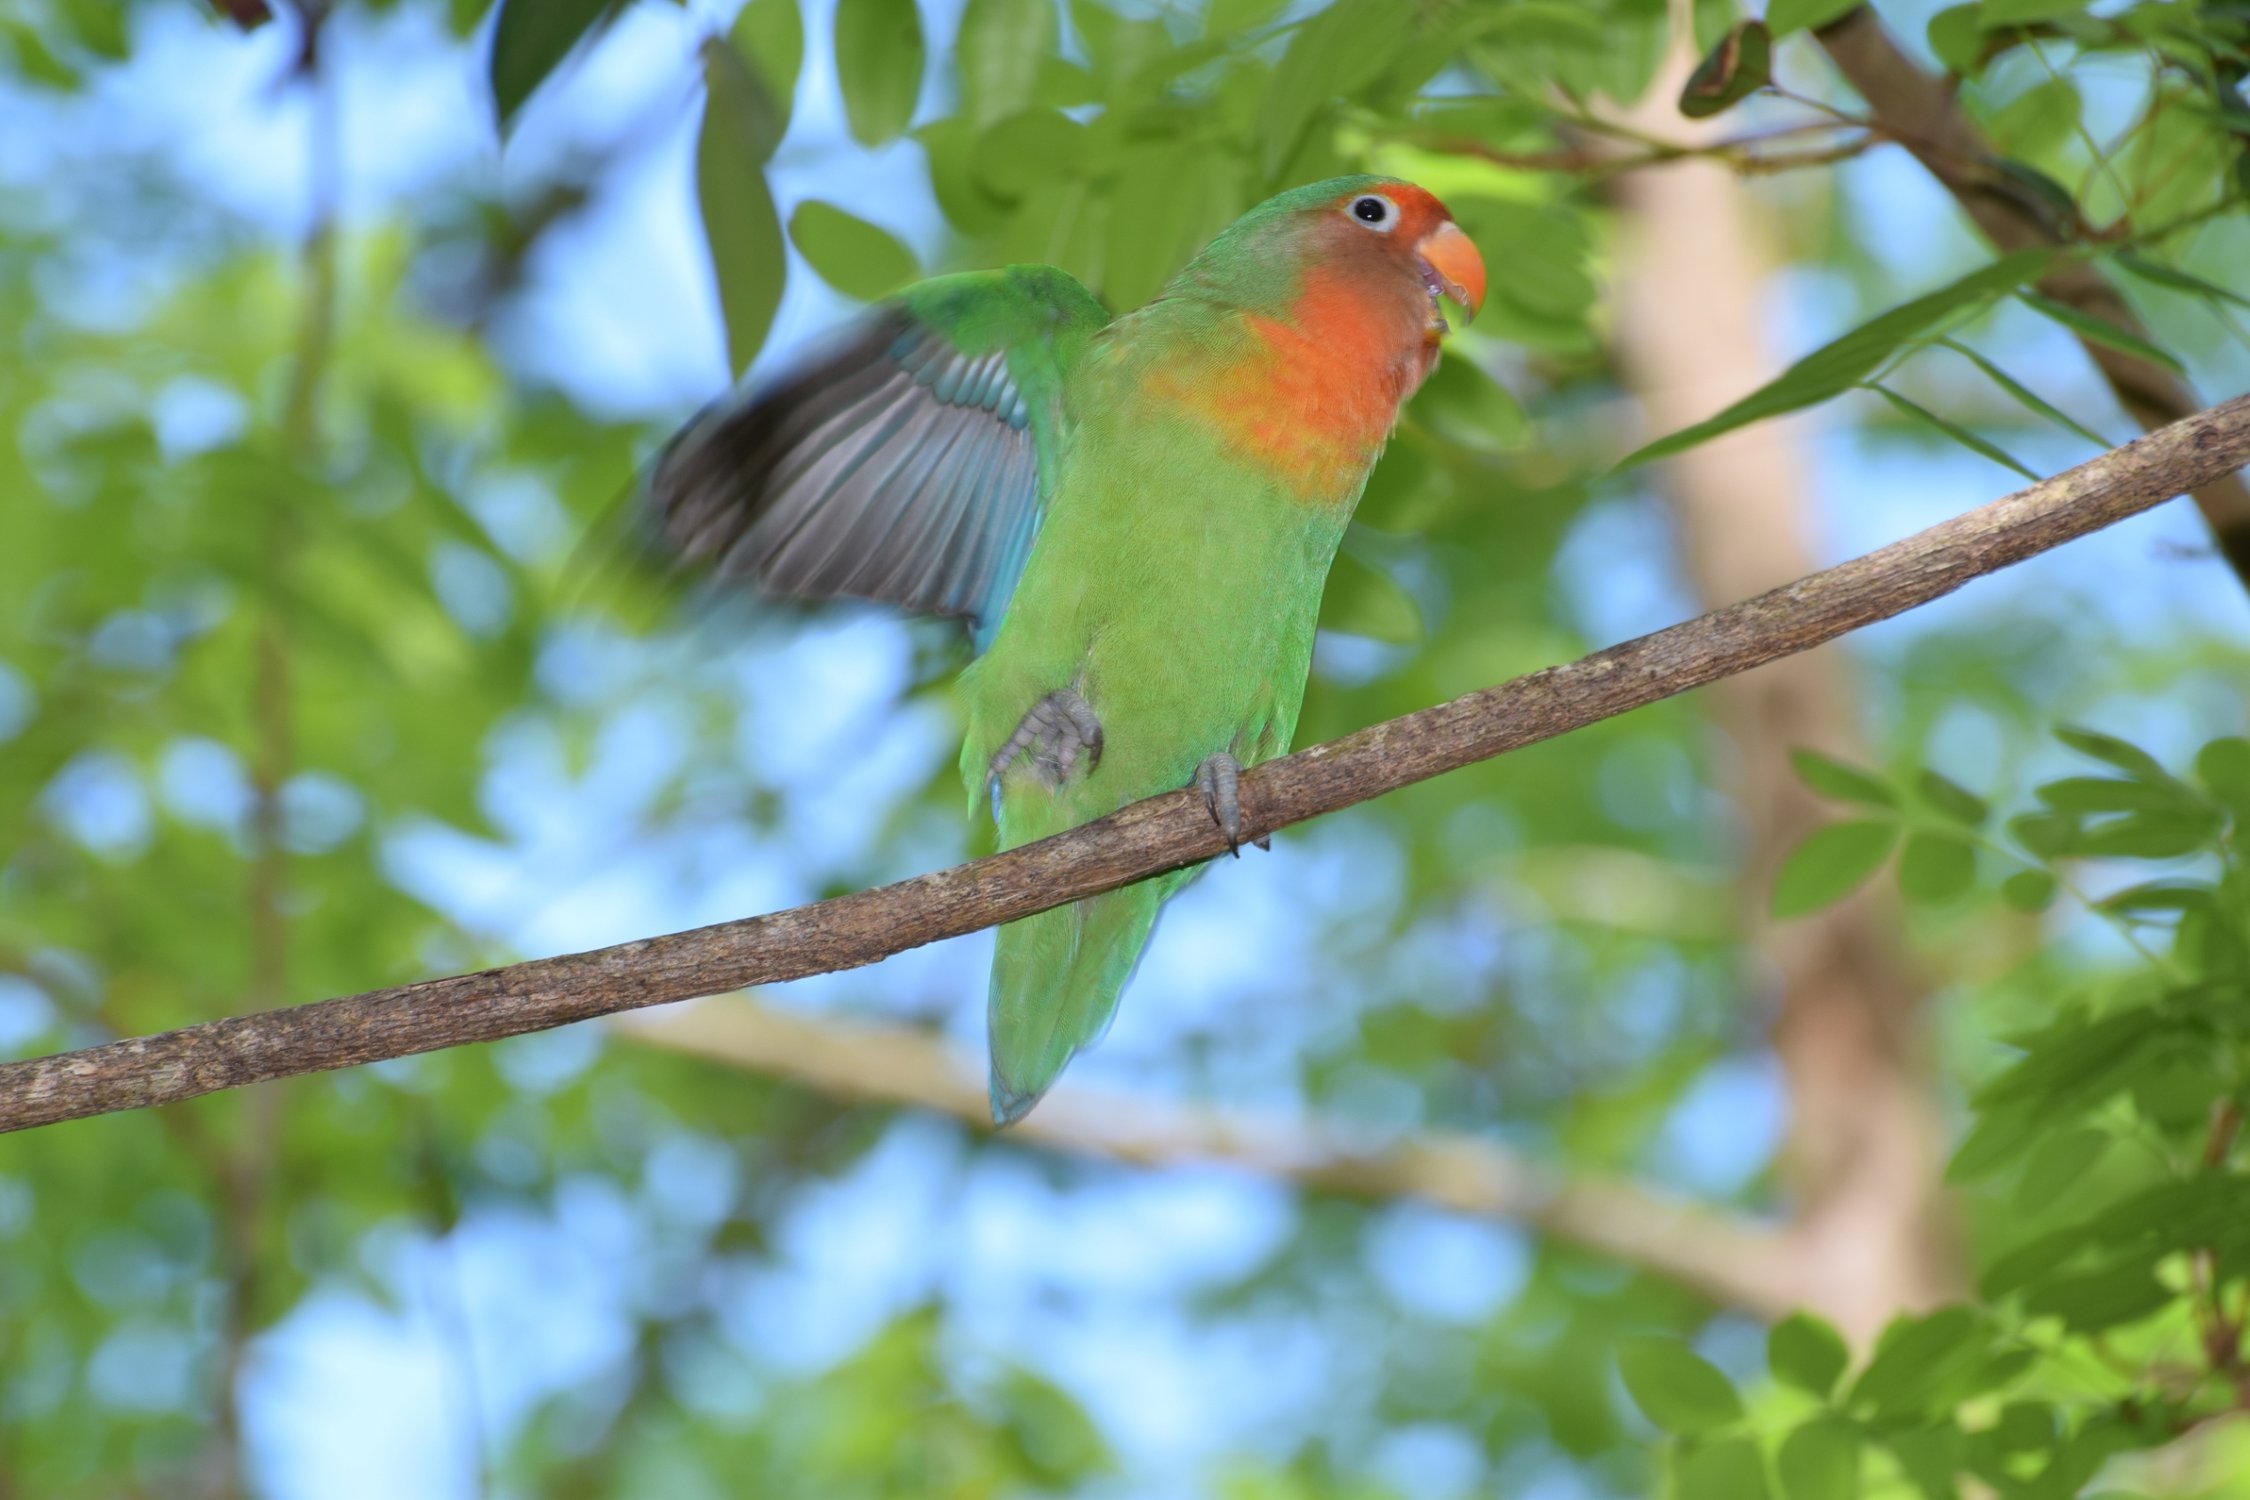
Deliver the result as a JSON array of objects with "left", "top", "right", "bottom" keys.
[{"left": 1133, "top": 268, "right": 1435, "bottom": 501}]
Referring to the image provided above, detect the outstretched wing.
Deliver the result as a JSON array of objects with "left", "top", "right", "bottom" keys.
[{"left": 649, "top": 265, "right": 1109, "bottom": 643}]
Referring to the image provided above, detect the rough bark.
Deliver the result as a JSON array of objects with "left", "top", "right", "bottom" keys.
[
  {"left": 1616, "top": 55, "right": 1960, "bottom": 1340},
  {"left": 1817, "top": 5, "right": 2250, "bottom": 587},
  {"left": 0, "top": 392, "right": 2244, "bottom": 1135}
]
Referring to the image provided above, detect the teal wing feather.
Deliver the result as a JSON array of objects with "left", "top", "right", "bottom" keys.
[{"left": 649, "top": 266, "right": 1109, "bottom": 645}]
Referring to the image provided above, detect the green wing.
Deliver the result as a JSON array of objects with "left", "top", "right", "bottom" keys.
[{"left": 649, "top": 266, "right": 1109, "bottom": 644}]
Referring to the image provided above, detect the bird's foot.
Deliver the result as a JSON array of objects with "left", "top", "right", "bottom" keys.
[
  {"left": 1195, "top": 751, "right": 1268, "bottom": 857},
  {"left": 990, "top": 688, "right": 1104, "bottom": 791}
]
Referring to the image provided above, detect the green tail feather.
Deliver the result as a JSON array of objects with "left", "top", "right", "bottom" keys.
[{"left": 987, "top": 885, "right": 1165, "bottom": 1125}]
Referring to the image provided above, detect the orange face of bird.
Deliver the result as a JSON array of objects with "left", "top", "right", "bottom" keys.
[{"left": 1319, "top": 182, "right": 1487, "bottom": 340}]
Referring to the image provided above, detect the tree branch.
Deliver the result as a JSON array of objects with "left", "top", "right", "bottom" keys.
[
  {"left": 1816, "top": 6, "right": 2250, "bottom": 587},
  {"left": 1, "top": 393, "right": 2246, "bottom": 1135},
  {"left": 612, "top": 998, "right": 1806, "bottom": 1316}
]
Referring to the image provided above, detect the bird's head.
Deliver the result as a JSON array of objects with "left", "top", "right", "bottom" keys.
[
  {"left": 1307, "top": 178, "right": 1486, "bottom": 338},
  {"left": 1171, "top": 176, "right": 1486, "bottom": 344}
]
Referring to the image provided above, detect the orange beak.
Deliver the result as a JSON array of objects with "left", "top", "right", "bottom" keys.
[{"left": 1416, "top": 220, "right": 1486, "bottom": 325}]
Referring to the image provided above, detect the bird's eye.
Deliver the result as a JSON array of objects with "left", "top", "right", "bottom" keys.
[{"left": 1349, "top": 194, "right": 1396, "bottom": 230}]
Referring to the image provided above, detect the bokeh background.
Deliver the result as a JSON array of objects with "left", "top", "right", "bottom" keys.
[{"left": 4, "top": 0, "right": 2250, "bottom": 1495}]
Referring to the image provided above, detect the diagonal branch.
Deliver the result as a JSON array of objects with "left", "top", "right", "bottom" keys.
[
  {"left": 1, "top": 393, "right": 2246, "bottom": 1136},
  {"left": 613, "top": 999, "right": 1806, "bottom": 1315},
  {"left": 1816, "top": 6, "right": 2250, "bottom": 586}
]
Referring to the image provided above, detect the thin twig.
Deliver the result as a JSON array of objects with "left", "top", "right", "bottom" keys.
[{"left": 1430, "top": 123, "right": 1881, "bottom": 180}]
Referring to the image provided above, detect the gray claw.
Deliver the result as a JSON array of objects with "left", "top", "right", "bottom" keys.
[
  {"left": 1196, "top": 751, "right": 1244, "bottom": 856},
  {"left": 990, "top": 688, "right": 1104, "bottom": 792}
]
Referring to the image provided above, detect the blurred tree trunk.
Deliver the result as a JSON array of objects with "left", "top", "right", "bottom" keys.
[{"left": 1611, "top": 41, "right": 1961, "bottom": 1342}]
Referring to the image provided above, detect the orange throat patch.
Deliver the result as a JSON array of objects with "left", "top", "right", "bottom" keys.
[{"left": 1178, "top": 265, "right": 1438, "bottom": 498}]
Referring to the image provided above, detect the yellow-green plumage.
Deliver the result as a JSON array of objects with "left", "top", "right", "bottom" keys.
[
  {"left": 649, "top": 176, "right": 1481, "bottom": 1124},
  {"left": 963, "top": 304, "right": 1359, "bottom": 1118}
]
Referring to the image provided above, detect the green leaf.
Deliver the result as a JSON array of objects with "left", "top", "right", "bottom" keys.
[
  {"left": 2097, "top": 881, "right": 2212, "bottom": 913},
  {"left": 1450, "top": 196, "right": 1598, "bottom": 341},
  {"left": 1926, "top": 4, "right": 1986, "bottom": 75},
  {"left": 698, "top": 41, "right": 788, "bottom": 379},
  {"left": 2000, "top": 868, "right": 2057, "bottom": 912},
  {"left": 1949, "top": 1102, "right": 2042, "bottom": 1181},
  {"left": 2014, "top": 1126, "right": 2111, "bottom": 1211},
  {"left": 1993, "top": 159, "right": 2082, "bottom": 231},
  {"left": 1880, "top": 1424, "right": 1967, "bottom": 1496},
  {"left": 1676, "top": 1435, "right": 1772, "bottom": 1500},
  {"left": 920, "top": 115, "right": 1008, "bottom": 235},
  {"left": 1848, "top": 1307, "right": 1986, "bottom": 1418},
  {"left": 1694, "top": 0, "right": 1739, "bottom": 51},
  {"left": 1988, "top": 77, "right": 2082, "bottom": 161},
  {"left": 1990, "top": 1399, "right": 2057, "bottom": 1453},
  {"left": 1973, "top": 1007, "right": 2204, "bottom": 1120},
  {"left": 1618, "top": 1336, "right": 1745, "bottom": 1435},
  {"left": 2036, "top": 776, "right": 2191, "bottom": 814},
  {"left": 2112, "top": 252, "right": 2250, "bottom": 312},
  {"left": 1319, "top": 545, "right": 1425, "bottom": 645},
  {"left": 1479, "top": 3, "right": 1611, "bottom": 51},
  {"left": 1208, "top": 0, "right": 1291, "bottom": 32},
  {"left": 834, "top": 0, "right": 925, "bottom": 146},
  {"left": 1765, "top": 0, "right": 1858, "bottom": 38},
  {"left": 2133, "top": 1051, "right": 2227, "bottom": 1128},
  {"left": 1791, "top": 749, "right": 1897, "bottom": 808},
  {"left": 1981, "top": 0, "right": 2090, "bottom": 25},
  {"left": 1915, "top": 770, "right": 1989, "bottom": 827},
  {"left": 2055, "top": 725, "right": 2171, "bottom": 781},
  {"left": 2073, "top": 810, "right": 2222, "bottom": 859},
  {"left": 788, "top": 201, "right": 919, "bottom": 302},
  {"left": 1938, "top": 339, "right": 2109, "bottom": 448},
  {"left": 1773, "top": 820, "right": 1899, "bottom": 918},
  {"left": 1406, "top": 356, "right": 1530, "bottom": 453},
  {"left": 1769, "top": 1312, "right": 1851, "bottom": 1399},
  {"left": 1777, "top": 1416, "right": 1862, "bottom": 1500},
  {"left": 1099, "top": 141, "right": 1229, "bottom": 312},
  {"left": 2017, "top": 292, "right": 2186, "bottom": 374},
  {"left": 957, "top": 0, "right": 1057, "bottom": 127},
  {"left": 2008, "top": 810, "right": 2079, "bottom": 857},
  {"left": 972, "top": 108, "right": 1090, "bottom": 200},
  {"left": 1679, "top": 20, "right": 1771, "bottom": 119},
  {"left": 727, "top": 0, "right": 804, "bottom": 151},
  {"left": 1260, "top": 0, "right": 1402, "bottom": 176},
  {"left": 2194, "top": 737, "right": 2250, "bottom": 822},
  {"left": 489, "top": 0, "right": 613, "bottom": 132},
  {"left": 1898, "top": 830, "right": 1977, "bottom": 905},
  {"left": 1621, "top": 251, "right": 2052, "bottom": 468},
  {"left": 1986, "top": 1233, "right": 2092, "bottom": 1309},
  {"left": 2, "top": 18, "right": 81, "bottom": 88},
  {"left": 2023, "top": 1262, "right": 2171, "bottom": 1333},
  {"left": 1868, "top": 384, "right": 2039, "bottom": 482}
]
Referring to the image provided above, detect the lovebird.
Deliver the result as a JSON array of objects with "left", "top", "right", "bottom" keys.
[{"left": 650, "top": 176, "right": 1484, "bottom": 1124}]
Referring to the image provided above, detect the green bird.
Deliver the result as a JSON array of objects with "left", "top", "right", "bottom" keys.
[{"left": 651, "top": 176, "right": 1485, "bottom": 1123}]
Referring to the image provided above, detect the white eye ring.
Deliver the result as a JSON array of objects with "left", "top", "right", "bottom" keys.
[{"left": 1347, "top": 193, "right": 1399, "bottom": 232}]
